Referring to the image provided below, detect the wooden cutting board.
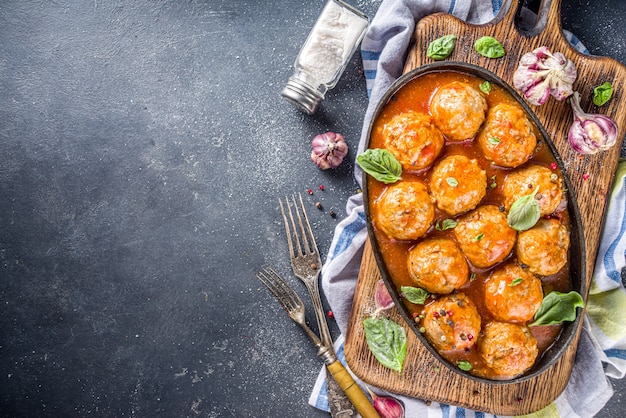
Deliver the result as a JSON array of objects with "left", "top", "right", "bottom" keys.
[{"left": 344, "top": 0, "right": 626, "bottom": 415}]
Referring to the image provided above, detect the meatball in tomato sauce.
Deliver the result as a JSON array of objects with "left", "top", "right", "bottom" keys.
[
  {"left": 477, "top": 103, "right": 537, "bottom": 168},
  {"left": 374, "top": 180, "right": 435, "bottom": 241},
  {"left": 381, "top": 111, "right": 444, "bottom": 171},
  {"left": 484, "top": 263, "right": 543, "bottom": 323},
  {"left": 453, "top": 205, "right": 517, "bottom": 269},
  {"left": 479, "top": 321, "right": 539, "bottom": 378},
  {"left": 421, "top": 293, "right": 481, "bottom": 351},
  {"left": 429, "top": 154, "right": 487, "bottom": 216},
  {"left": 517, "top": 219, "right": 570, "bottom": 276},
  {"left": 503, "top": 164, "right": 564, "bottom": 217},
  {"left": 430, "top": 81, "right": 488, "bottom": 142},
  {"left": 408, "top": 238, "right": 469, "bottom": 294}
]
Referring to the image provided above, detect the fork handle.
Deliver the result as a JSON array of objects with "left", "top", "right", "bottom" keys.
[{"left": 326, "top": 360, "right": 380, "bottom": 418}]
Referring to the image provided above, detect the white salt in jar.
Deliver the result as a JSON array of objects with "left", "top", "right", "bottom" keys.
[{"left": 281, "top": 0, "right": 368, "bottom": 115}]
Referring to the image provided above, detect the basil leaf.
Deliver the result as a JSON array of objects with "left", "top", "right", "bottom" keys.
[
  {"left": 363, "top": 316, "right": 407, "bottom": 373},
  {"left": 427, "top": 34, "right": 457, "bottom": 61},
  {"left": 593, "top": 82, "right": 613, "bottom": 106},
  {"left": 530, "top": 291, "right": 584, "bottom": 327},
  {"left": 457, "top": 360, "right": 472, "bottom": 371},
  {"left": 474, "top": 36, "right": 505, "bottom": 59},
  {"left": 509, "top": 277, "right": 523, "bottom": 286},
  {"left": 436, "top": 219, "right": 457, "bottom": 231},
  {"left": 507, "top": 186, "right": 540, "bottom": 231},
  {"left": 401, "top": 286, "right": 430, "bottom": 304},
  {"left": 479, "top": 81, "right": 491, "bottom": 94},
  {"left": 356, "top": 149, "right": 402, "bottom": 184}
]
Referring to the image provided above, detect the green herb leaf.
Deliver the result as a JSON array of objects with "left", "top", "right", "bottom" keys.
[
  {"left": 474, "top": 233, "right": 484, "bottom": 241},
  {"left": 446, "top": 177, "right": 459, "bottom": 187},
  {"left": 457, "top": 360, "right": 473, "bottom": 371},
  {"left": 593, "top": 82, "right": 614, "bottom": 106},
  {"left": 436, "top": 219, "right": 458, "bottom": 231},
  {"left": 363, "top": 316, "right": 407, "bottom": 373},
  {"left": 479, "top": 81, "right": 491, "bottom": 94},
  {"left": 530, "top": 291, "right": 584, "bottom": 327},
  {"left": 356, "top": 149, "right": 402, "bottom": 184},
  {"left": 427, "top": 34, "right": 457, "bottom": 61},
  {"left": 509, "top": 277, "right": 523, "bottom": 286},
  {"left": 488, "top": 136, "right": 501, "bottom": 145},
  {"left": 489, "top": 175, "right": 497, "bottom": 189},
  {"left": 470, "top": 272, "right": 476, "bottom": 281},
  {"left": 474, "top": 36, "right": 506, "bottom": 59},
  {"left": 401, "top": 286, "right": 430, "bottom": 305},
  {"left": 507, "top": 186, "right": 541, "bottom": 231}
]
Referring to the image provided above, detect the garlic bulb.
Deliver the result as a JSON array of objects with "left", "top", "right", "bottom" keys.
[
  {"left": 513, "top": 46, "right": 577, "bottom": 106},
  {"left": 310, "top": 132, "right": 348, "bottom": 169},
  {"left": 568, "top": 91, "right": 618, "bottom": 154}
]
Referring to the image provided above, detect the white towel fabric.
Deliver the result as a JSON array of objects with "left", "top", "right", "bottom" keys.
[{"left": 309, "top": 0, "right": 626, "bottom": 416}]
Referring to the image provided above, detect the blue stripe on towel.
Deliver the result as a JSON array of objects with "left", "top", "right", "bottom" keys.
[
  {"left": 331, "top": 212, "right": 366, "bottom": 258},
  {"left": 604, "top": 181, "right": 626, "bottom": 283},
  {"left": 330, "top": 211, "right": 366, "bottom": 260},
  {"left": 491, "top": 0, "right": 502, "bottom": 15},
  {"left": 605, "top": 348, "right": 626, "bottom": 360},
  {"left": 447, "top": 0, "right": 456, "bottom": 14},
  {"left": 361, "top": 50, "right": 381, "bottom": 61}
]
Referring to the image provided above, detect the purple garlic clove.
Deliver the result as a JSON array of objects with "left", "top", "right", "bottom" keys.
[
  {"left": 568, "top": 91, "right": 618, "bottom": 154},
  {"left": 310, "top": 132, "right": 348, "bottom": 170},
  {"left": 366, "top": 386, "right": 405, "bottom": 418},
  {"left": 374, "top": 279, "right": 394, "bottom": 315}
]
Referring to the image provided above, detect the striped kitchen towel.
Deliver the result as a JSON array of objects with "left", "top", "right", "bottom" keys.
[{"left": 310, "top": 0, "right": 625, "bottom": 416}]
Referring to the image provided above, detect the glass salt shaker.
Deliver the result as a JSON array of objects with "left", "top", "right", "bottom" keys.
[{"left": 281, "top": 0, "right": 368, "bottom": 115}]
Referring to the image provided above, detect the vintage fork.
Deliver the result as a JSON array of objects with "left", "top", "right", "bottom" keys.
[
  {"left": 256, "top": 267, "right": 380, "bottom": 418},
  {"left": 278, "top": 194, "right": 333, "bottom": 349}
]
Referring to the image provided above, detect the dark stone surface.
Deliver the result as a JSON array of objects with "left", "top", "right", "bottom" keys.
[{"left": 0, "top": 0, "right": 624, "bottom": 417}]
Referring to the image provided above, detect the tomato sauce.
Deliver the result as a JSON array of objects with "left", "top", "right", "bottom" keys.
[{"left": 366, "top": 70, "right": 572, "bottom": 380}]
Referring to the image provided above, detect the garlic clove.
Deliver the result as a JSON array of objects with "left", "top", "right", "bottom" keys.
[
  {"left": 374, "top": 279, "right": 394, "bottom": 315},
  {"left": 366, "top": 386, "right": 405, "bottom": 418},
  {"left": 524, "top": 80, "right": 551, "bottom": 106},
  {"left": 567, "top": 91, "right": 618, "bottom": 154}
]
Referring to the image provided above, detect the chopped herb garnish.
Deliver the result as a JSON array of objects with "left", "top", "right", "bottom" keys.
[
  {"left": 509, "top": 277, "right": 523, "bottom": 286},
  {"left": 479, "top": 81, "right": 491, "bottom": 94},
  {"left": 488, "top": 136, "right": 501, "bottom": 145},
  {"left": 457, "top": 360, "right": 473, "bottom": 371},
  {"left": 446, "top": 177, "right": 459, "bottom": 187}
]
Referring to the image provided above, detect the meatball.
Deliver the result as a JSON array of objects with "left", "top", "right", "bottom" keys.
[
  {"left": 479, "top": 321, "right": 538, "bottom": 378},
  {"left": 408, "top": 238, "right": 469, "bottom": 294},
  {"left": 453, "top": 205, "right": 517, "bottom": 268},
  {"left": 421, "top": 293, "right": 481, "bottom": 351},
  {"left": 503, "top": 165, "right": 564, "bottom": 217},
  {"left": 430, "top": 81, "right": 488, "bottom": 141},
  {"left": 484, "top": 263, "right": 543, "bottom": 323},
  {"left": 381, "top": 111, "right": 444, "bottom": 171},
  {"left": 477, "top": 103, "right": 537, "bottom": 168},
  {"left": 517, "top": 219, "right": 570, "bottom": 276},
  {"left": 374, "top": 180, "right": 435, "bottom": 241},
  {"left": 429, "top": 154, "right": 487, "bottom": 215}
]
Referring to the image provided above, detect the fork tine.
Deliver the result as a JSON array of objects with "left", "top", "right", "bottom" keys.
[
  {"left": 279, "top": 197, "right": 298, "bottom": 259},
  {"left": 257, "top": 267, "right": 302, "bottom": 312},
  {"left": 296, "top": 193, "right": 318, "bottom": 256}
]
